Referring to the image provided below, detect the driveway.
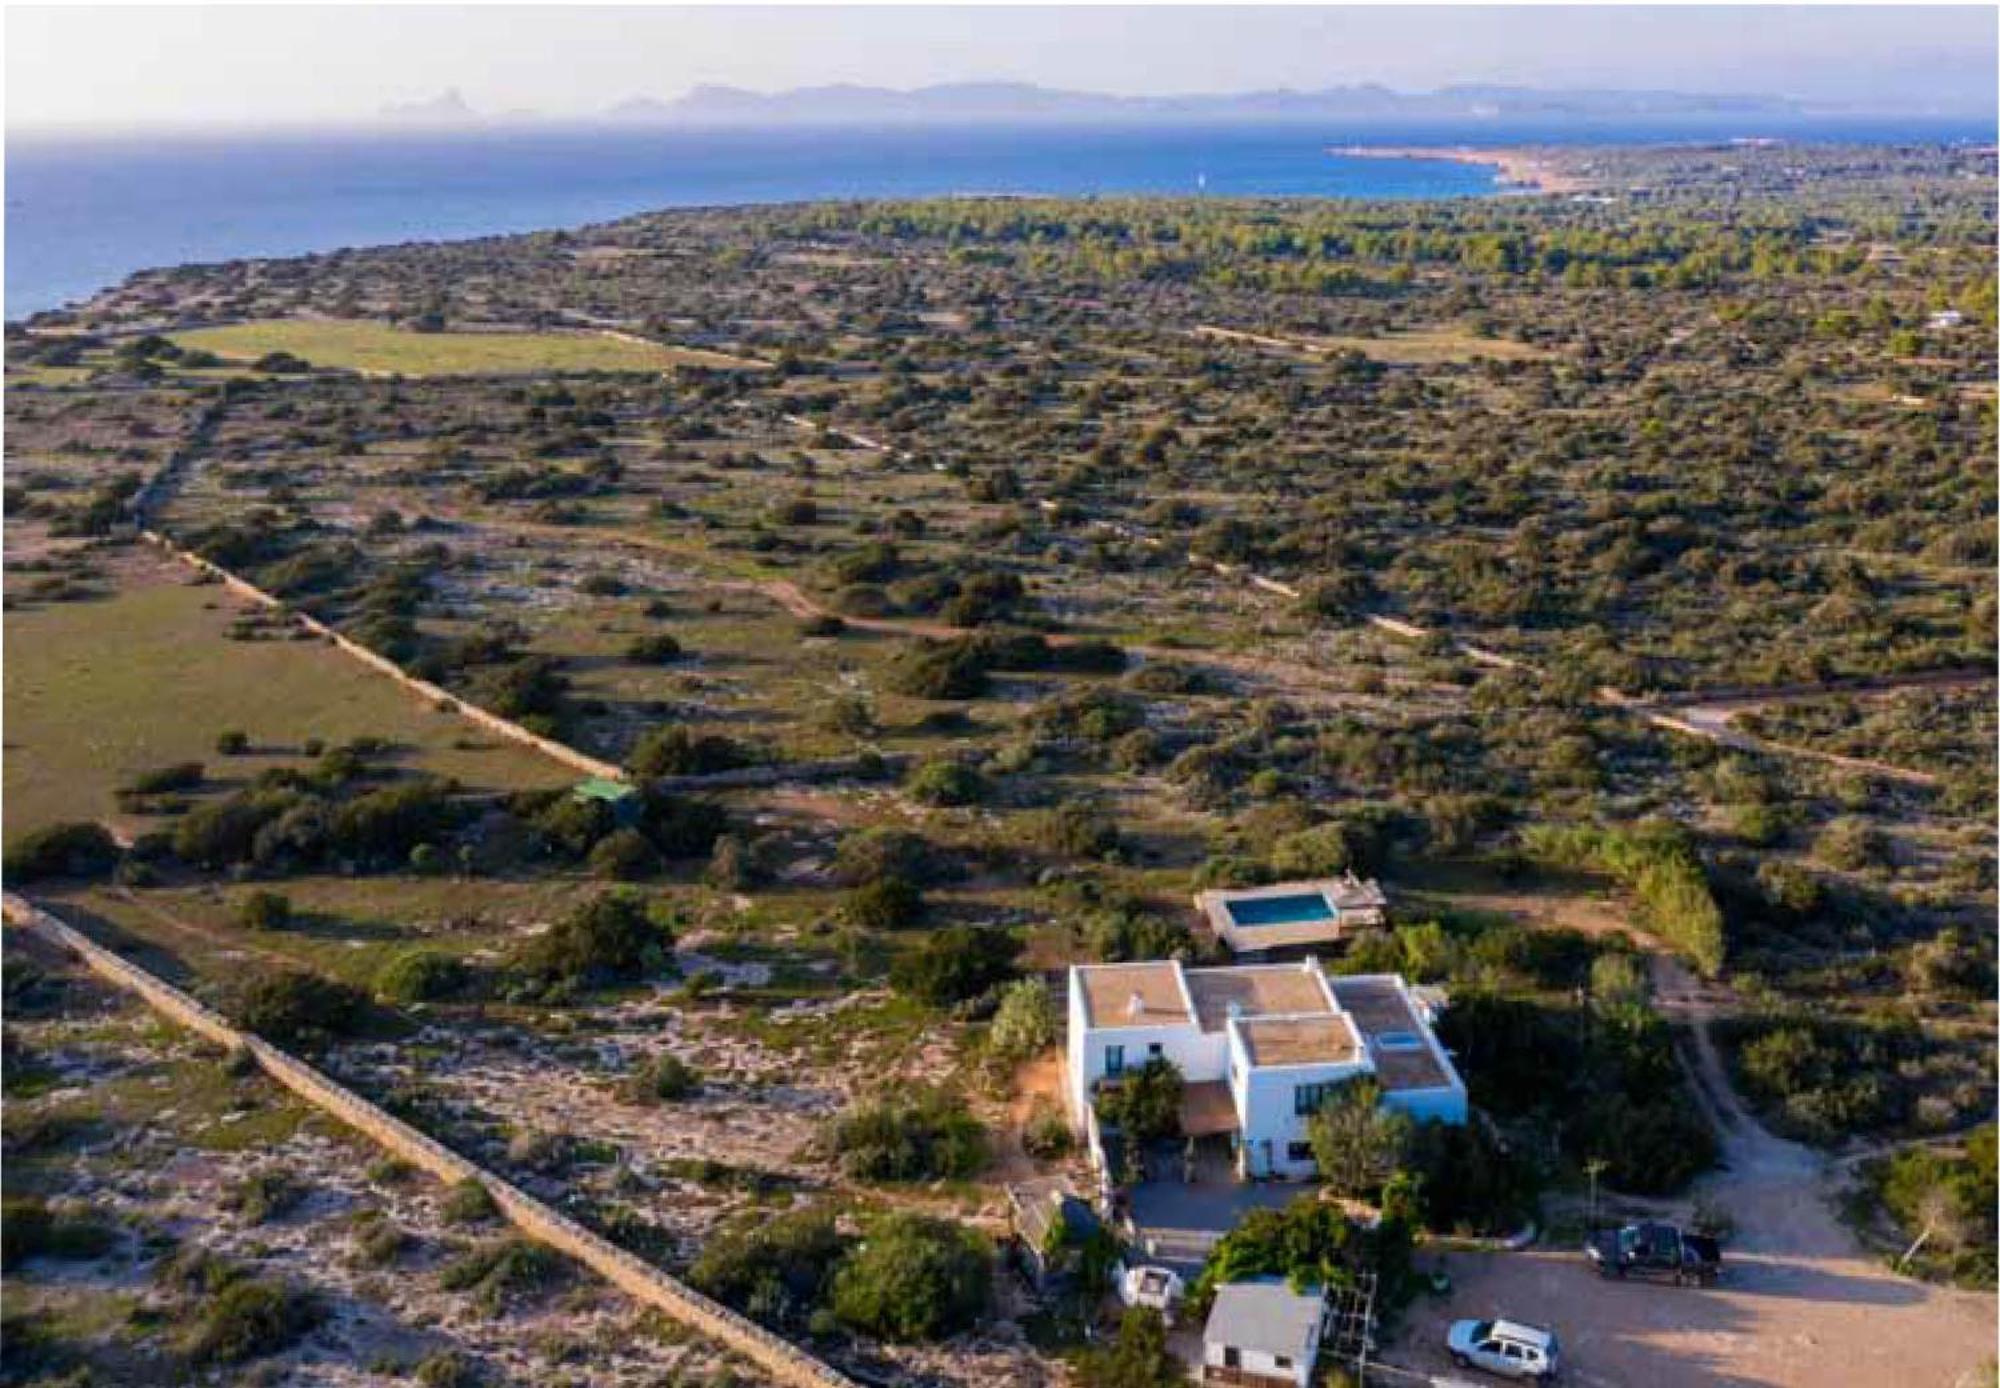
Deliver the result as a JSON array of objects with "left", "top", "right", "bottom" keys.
[
  {"left": 1382, "top": 969, "right": 1997, "bottom": 1388},
  {"left": 1127, "top": 1162, "right": 1306, "bottom": 1273}
]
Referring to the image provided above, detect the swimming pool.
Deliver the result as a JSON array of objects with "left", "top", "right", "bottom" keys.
[{"left": 1225, "top": 892, "right": 1336, "bottom": 928}]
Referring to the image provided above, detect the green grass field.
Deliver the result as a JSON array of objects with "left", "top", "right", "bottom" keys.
[
  {"left": 3, "top": 554, "right": 570, "bottom": 834},
  {"left": 168, "top": 319, "right": 763, "bottom": 377}
]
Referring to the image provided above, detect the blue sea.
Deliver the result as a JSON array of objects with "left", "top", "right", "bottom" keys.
[{"left": 6, "top": 117, "right": 1988, "bottom": 318}]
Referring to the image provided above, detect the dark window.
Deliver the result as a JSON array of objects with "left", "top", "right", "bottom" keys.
[
  {"left": 1294, "top": 1080, "right": 1347, "bottom": 1115},
  {"left": 1222, "top": 1348, "right": 1241, "bottom": 1369},
  {"left": 1287, "top": 1141, "right": 1314, "bottom": 1163},
  {"left": 1148, "top": 1042, "right": 1164, "bottom": 1057},
  {"left": 1105, "top": 1045, "right": 1125, "bottom": 1076}
]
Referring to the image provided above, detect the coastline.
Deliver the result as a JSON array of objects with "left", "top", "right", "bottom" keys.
[{"left": 1332, "top": 144, "right": 1591, "bottom": 196}]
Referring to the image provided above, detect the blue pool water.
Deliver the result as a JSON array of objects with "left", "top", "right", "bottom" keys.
[{"left": 1226, "top": 893, "right": 1336, "bottom": 928}]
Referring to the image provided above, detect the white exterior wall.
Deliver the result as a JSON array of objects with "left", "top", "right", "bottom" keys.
[
  {"left": 1202, "top": 1338, "right": 1316, "bottom": 1388},
  {"left": 1065, "top": 971, "right": 1224, "bottom": 1130},
  {"left": 1229, "top": 1027, "right": 1368, "bottom": 1180}
]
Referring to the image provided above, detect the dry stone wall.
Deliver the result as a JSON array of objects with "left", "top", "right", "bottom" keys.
[{"left": 2, "top": 892, "right": 858, "bottom": 1388}]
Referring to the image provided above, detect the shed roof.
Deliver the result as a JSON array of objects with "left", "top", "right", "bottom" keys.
[{"left": 1204, "top": 1278, "right": 1325, "bottom": 1361}]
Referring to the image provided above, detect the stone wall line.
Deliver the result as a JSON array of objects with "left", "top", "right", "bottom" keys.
[
  {"left": 138, "top": 530, "right": 625, "bottom": 783},
  {"left": 1, "top": 893, "right": 860, "bottom": 1388}
]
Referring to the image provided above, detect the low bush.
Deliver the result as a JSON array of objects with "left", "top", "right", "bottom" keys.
[
  {"left": 621, "top": 1052, "right": 700, "bottom": 1103},
  {"left": 442, "top": 1179, "right": 499, "bottom": 1226},
  {"left": 830, "top": 1214, "right": 991, "bottom": 1342},
  {"left": 438, "top": 1238, "right": 569, "bottom": 1311},
  {"left": 689, "top": 1206, "right": 846, "bottom": 1331},
  {"left": 228, "top": 969, "right": 368, "bottom": 1046},
  {"left": 3, "top": 821, "right": 120, "bottom": 883},
  {"left": 903, "top": 758, "right": 987, "bottom": 807},
  {"left": 512, "top": 890, "right": 672, "bottom": 989},
  {"left": 828, "top": 1087, "right": 986, "bottom": 1182},
  {"left": 237, "top": 890, "right": 293, "bottom": 932},
  {"left": 889, "top": 925, "right": 1020, "bottom": 1004},
  {"left": 187, "top": 1278, "right": 322, "bottom": 1365},
  {"left": 840, "top": 875, "right": 923, "bottom": 931},
  {"left": 374, "top": 949, "right": 470, "bottom": 1004}
]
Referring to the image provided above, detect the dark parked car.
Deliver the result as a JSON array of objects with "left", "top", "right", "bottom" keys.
[{"left": 1586, "top": 1221, "right": 1721, "bottom": 1286}]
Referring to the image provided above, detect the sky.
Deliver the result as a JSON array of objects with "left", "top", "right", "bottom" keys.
[{"left": 8, "top": 4, "right": 1996, "bottom": 131}]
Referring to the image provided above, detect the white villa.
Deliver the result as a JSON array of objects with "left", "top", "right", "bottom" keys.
[{"left": 1066, "top": 959, "right": 1466, "bottom": 1181}]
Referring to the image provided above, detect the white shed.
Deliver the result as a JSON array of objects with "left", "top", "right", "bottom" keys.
[{"left": 1201, "top": 1278, "right": 1326, "bottom": 1388}]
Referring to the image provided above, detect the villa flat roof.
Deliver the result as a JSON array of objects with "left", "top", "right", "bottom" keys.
[
  {"left": 1325, "top": 975, "right": 1453, "bottom": 1092},
  {"left": 1183, "top": 963, "right": 1333, "bottom": 1033},
  {"left": 1235, "top": 1014, "right": 1362, "bottom": 1068},
  {"left": 1076, "top": 962, "right": 1193, "bottom": 1030}
]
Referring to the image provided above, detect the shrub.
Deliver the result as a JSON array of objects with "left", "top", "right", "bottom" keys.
[
  {"left": 889, "top": 926, "right": 1020, "bottom": 1005},
  {"left": 228, "top": 969, "right": 368, "bottom": 1045},
  {"left": 1095, "top": 1057, "right": 1183, "bottom": 1145},
  {"left": 215, "top": 730, "right": 251, "bottom": 754},
  {"left": 587, "top": 827, "right": 662, "bottom": 881},
  {"left": 442, "top": 1179, "right": 499, "bottom": 1226},
  {"left": 414, "top": 1350, "right": 482, "bottom": 1388},
  {"left": 187, "top": 1279, "right": 322, "bottom": 1365},
  {"left": 123, "top": 762, "right": 205, "bottom": 795},
  {"left": 1029, "top": 802, "right": 1121, "bottom": 859},
  {"left": 1021, "top": 1100, "right": 1075, "bottom": 1160},
  {"left": 1439, "top": 992, "right": 1716, "bottom": 1194},
  {"left": 1523, "top": 822, "right": 1726, "bottom": 977},
  {"left": 1306, "top": 1078, "right": 1412, "bottom": 1199},
  {"left": 830, "top": 1214, "right": 991, "bottom": 1342},
  {"left": 514, "top": 890, "right": 670, "bottom": 988},
  {"left": 227, "top": 1170, "right": 307, "bottom": 1224},
  {"left": 832, "top": 827, "right": 944, "bottom": 886},
  {"left": 374, "top": 950, "right": 469, "bottom": 1004},
  {"left": 1075, "top": 1308, "right": 1183, "bottom": 1388},
  {"left": 1816, "top": 816, "right": 1889, "bottom": 872},
  {"left": 903, "top": 758, "right": 987, "bottom": 807},
  {"left": 237, "top": 890, "right": 292, "bottom": 932},
  {"left": 3, "top": 822, "right": 120, "bottom": 882},
  {"left": 438, "top": 1238, "right": 569, "bottom": 1311},
  {"left": 689, "top": 1207, "right": 846, "bottom": 1330},
  {"left": 1193, "top": 1194, "right": 1409, "bottom": 1310},
  {"left": 988, "top": 977, "right": 1057, "bottom": 1062},
  {"left": 622, "top": 1053, "right": 700, "bottom": 1104},
  {"left": 841, "top": 875, "right": 923, "bottom": 931},
  {"left": 0, "top": 1198, "right": 117, "bottom": 1271},
  {"left": 628, "top": 725, "right": 749, "bottom": 778},
  {"left": 889, "top": 640, "right": 991, "bottom": 699},
  {"left": 829, "top": 1087, "right": 986, "bottom": 1182},
  {"left": 626, "top": 633, "right": 684, "bottom": 664},
  {"left": 1403, "top": 1118, "right": 1537, "bottom": 1236}
]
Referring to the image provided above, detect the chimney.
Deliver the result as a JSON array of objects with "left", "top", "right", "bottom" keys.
[{"left": 1127, "top": 991, "right": 1145, "bottom": 1019}]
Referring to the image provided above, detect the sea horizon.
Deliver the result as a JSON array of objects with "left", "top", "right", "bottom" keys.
[{"left": 8, "top": 114, "right": 1991, "bottom": 319}]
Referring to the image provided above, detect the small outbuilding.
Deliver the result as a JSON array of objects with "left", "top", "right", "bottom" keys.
[
  {"left": 571, "top": 776, "right": 641, "bottom": 826},
  {"left": 1201, "top": 1277, "right": 1327, "bottom": 1387},
  {"left": 1006, "top": 1180, "right": 1105, "bottom": 1294}
]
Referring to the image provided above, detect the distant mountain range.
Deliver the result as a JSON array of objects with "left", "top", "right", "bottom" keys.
[{"left": 382, "top": 80, "right": 1810, "bottom": 128}]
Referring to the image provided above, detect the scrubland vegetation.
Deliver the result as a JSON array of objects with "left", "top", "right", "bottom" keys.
[{"left": 3, "top": 139, "right": 1992, "bottom": 1383}]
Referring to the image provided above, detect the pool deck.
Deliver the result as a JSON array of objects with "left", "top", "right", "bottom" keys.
[{"left": 1195, "top": 874, "right": 1390, "bottom": 955}]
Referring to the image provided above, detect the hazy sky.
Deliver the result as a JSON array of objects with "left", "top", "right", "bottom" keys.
[{"left": 9, "top": 4, "right": 1996, "bottom": 130}]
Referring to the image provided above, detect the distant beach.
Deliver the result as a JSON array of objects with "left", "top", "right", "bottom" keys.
[{"left": 1332, "top": 145, "right": 1590, "bottom": 195}]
